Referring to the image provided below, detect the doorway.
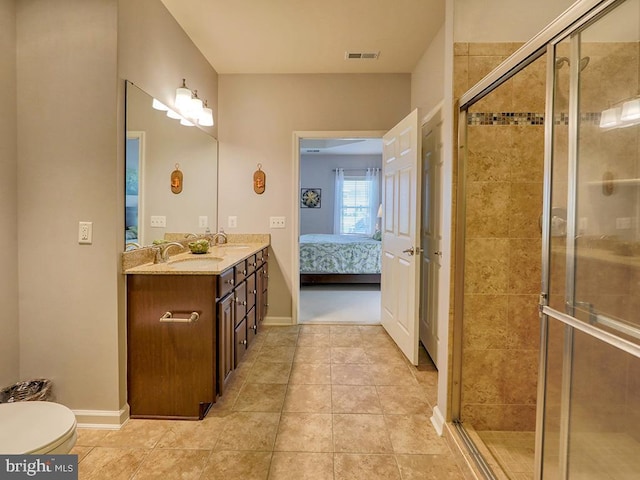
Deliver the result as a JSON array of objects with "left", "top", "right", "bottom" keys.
[{"left": 294, "top": 133, "right": 384, "bottom": 325}]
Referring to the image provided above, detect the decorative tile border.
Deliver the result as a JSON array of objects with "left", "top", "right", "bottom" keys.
[{"left": 467, "top": 112, "right": 602, "bottom": 126}]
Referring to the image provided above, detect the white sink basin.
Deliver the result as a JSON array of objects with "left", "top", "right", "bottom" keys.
[{"left": 168, "top": 257, "right": 224, "bottom": 270}]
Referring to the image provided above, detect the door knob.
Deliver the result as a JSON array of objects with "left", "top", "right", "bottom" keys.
[
  {"left": 402, "top": 247, "right": 415, "bottom": 256},
  {"left": 434, "top": 251, "right": 442, "bottom": 256}
]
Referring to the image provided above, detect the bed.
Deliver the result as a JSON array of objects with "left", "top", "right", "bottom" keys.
[{"left": 299, "top": 233, "right": 382, "bottom": 284}]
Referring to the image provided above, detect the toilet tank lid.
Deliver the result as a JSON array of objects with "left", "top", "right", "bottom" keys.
[{"left": 0, "top": 401, "right": 77, "bottom": 454}]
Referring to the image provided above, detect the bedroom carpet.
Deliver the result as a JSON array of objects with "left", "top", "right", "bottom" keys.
[{"left": 299, "top": 284, "right": 381, "bottom": 324}]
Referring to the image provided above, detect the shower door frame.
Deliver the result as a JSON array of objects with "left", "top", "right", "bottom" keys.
[{"left": 453, "top": 0, "right": 638, "bottom": 479}]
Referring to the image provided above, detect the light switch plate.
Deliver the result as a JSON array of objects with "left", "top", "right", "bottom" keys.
[
  {"left": 199, "top": 216, "right": 208, "bottom": 228},
  {"left": 228, "top": 216, "right": 237, "bottom": 228}
]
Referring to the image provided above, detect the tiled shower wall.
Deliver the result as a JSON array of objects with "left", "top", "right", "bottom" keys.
[{"left": 454, "top": 43, "right": 543, "bottom": 431}]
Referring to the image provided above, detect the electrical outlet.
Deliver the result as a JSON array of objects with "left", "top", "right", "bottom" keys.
[
  {"left": 150, "top": 215, "right": 166, "bottom": 228},
  {"left": 199, "top": 216, "right": 208, "bottom": 228},
  {"left": 78, "top": 221, "right": 92, "bottom": 244},
  {"left": 270, "top": 216, "right": 286, "bottom": 229},
  {"left": 228, "top": 216, "right": 237, "bottom": 228}
]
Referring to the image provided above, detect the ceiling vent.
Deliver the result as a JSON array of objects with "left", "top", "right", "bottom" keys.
[{"left": 345, "top": 51, "right": 380, "bottom": 60}]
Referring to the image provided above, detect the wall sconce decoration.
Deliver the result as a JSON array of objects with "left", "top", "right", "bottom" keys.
[
  {"left": 171, "top": 163, "right": 183, "bottom": 194},
  {"left": 301, "top": 188, "right": 321, "bottom": 208},
  {"left": 253, "top": 164, "right": 266, "bottom": 194}
]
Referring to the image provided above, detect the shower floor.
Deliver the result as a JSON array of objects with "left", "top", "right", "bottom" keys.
[{"left": 476, "top": 431, "right": 535, "bottom": 480}]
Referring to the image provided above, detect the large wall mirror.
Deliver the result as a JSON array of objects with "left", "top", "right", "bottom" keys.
[{"left": 125, "top": 81, "right": 218, "bottom": 249}]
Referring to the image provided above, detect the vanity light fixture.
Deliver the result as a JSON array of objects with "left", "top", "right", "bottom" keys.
[
  {"left": 180, "top": 118, "right": 195, "bottom": 127},
  {"left": 175, "top": 79, "right": 192, "bottom": 110},
  {"left": 621, "top": 98, "right": 640, "bottom": 122},
  {"left": 198, "top": 100, "right": 214, "bottom": 127},
  {"left": 166, "top": 108, "right": 182, "bottom": 119},
  {"left": 599, "top": 106, "right": 621, "bottom": 129},
  {"left": 152, "top": 98, "right": 169, "bottom": 111},
  {"left": 188, "top": 90, "right": 204, "bottom": 118}
]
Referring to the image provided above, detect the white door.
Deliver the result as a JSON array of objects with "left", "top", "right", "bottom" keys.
[
  {"left": 381, "top": 109, "right": 421, "bottom": 365},
  {"left": 419, "top": 112, "right": 442, "bottom": 367}
]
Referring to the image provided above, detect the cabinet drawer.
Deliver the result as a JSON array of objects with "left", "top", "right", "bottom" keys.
[
  {"left": 262, "top": 261, "right": 269, "bottom": 292},
  {"left": 235, "top": 259, "right": 248, "bottom": 284},
  {"left": 234, "top": 318, "right": 247, "bottom": 367},
  {"left": 246, "top": 254, "right": 257, "bottom": 276},
  {"left": 234, "top": 281, "right": 247, "bottom": 326},
  {"left": 246, "top": 273, "right": 257, "bottom": 311},
  {"left": 217, "top": 268, "right": 235, "bottom": 299}
]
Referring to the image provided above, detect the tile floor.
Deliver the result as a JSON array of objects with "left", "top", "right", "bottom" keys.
[
  {"left": 72, "top": 324, "right": 465, "bottom": 479},
  {"left": 299, "top": 285, "right": 381, "bottom": 324}
]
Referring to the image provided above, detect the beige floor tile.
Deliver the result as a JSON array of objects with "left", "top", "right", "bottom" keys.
[
  {"left": 201, "top": 451, "right": 272, "bottom": 480},
  {"left": 299, "top": 325, "right": 332, "bottom": 334},
  {"left": 330, "top": 334, "right": 363, "bottom": 347},
  {"left": 97, "top": 420, "right": 170, "bottom": 449},
  {"left": 75, "top": 428, "right": 110, "bottom": 447},
  {"left": 274, "top": 413, "right": 333, "bottom": 452},
  {"left": 294, "top": 346, "right": 331, "bottom": 364},
  {"left": 331, "top": 364, "right": 374, "bottom": 385},
  {"left": 289, "top": 363, "right": 332, "bottom": 385},
  {"left": 256, "top": 346, "right": 296, "bottom": 363},
  {"left": 132, "top": 448, "right": 209, "bottom": 479},
  {"left": 264, "top": 333, "right": 299, "bottom": 347},
  {"left": 385, "top": 414, "right": 449, "bottom": 454},
  {"left": 70, "top": 445, "right": 93, "bottom": 462},
  {"left": 376, "top": 385, "right": 431, "bottom": 414},
  {"left": 296, "top": 333, "right": 331, "bottom": 347},
  {"left": 360, "top": 334, "right": 396, "bottom": 348},
  {"left": 233, "top": 383, "right": 287, "bottom": 412},
  {"left": 396, "top": 453, "right": 465, "bottom": 479},
  {"left": 215, "top": 412, "right": 280, "bottom": 452},
  {"left": 333, "top": 414, "right": 393, "bottom": 453},
  {"left": 283, "top": 384, "right": 332, "bottom": 413},
  {"left": 365, "top": 346, "right": 407, "bottom": 365},
  {"left": 78, "top": 447, "right": 149, "bottom": 480},
  {"left": 369, "top": 364, "right": 419, "bottom": 386},
  {"left": 331, "top": 385, "right": 382, "bottom": 414},
  {"left": 357, "top": 325, "right": 386, "bottom": 336},
  {"left": 265, "top": 326, "right": 301, "bottom": 335},
  {"left": 331, "top": 347, "right": 369, "bottom": 364},
  {"left": 330, "top": 325, "right": 362, "bottom": 336},
  {"left": 333, "top": 453, "right": 401, "bottom": 480},
  {"left": 155, "top": 416, "right": 227, "bottom": 449},
  {"left": 246, "top": 362, "right": 292, "bottom": 384},
  {"left": 269, "top": 452, "right": 334, "bottom": 480}
]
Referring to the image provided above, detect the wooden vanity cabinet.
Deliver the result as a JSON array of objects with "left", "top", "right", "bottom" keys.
[
  {"left": 127, "top": 247, "right": 269, "bottom": 418},
  {"left": 127, "top": 275, "right": 216, "bottom": 420}
]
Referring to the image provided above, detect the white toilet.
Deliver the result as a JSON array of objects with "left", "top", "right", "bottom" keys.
[{"left": 0, "top": 401, "right": 77, "bottom": 454}]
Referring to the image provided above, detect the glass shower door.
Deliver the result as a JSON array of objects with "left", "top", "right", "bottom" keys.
[{"left": 540, "top": 1, "right": 640, "bottom": 478}]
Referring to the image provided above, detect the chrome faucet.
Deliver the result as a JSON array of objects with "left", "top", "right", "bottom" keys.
[
  {"left": 211, "top": 232, "right": 227, "bottom": 245},
  {"left": 125, "top": 242, "right": 141, "bottom": 250},
  {"left": 184, "top": 233, "right": 197, "bottom": 239},
  {"left": 154, "top": 242, "right": 184, "bottom": 263}
]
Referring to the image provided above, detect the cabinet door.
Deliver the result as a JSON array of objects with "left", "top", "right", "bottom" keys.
[
  {"left": 217, "top": 293, "right": 234, "bottom": 395},
  {"left": 234, "top": 318, "right": 247, "bottom": 367},
  {"left": 246, "top": 273, "right": 257, "bottom": 312},
  {"left": 246, "top": 307, "right": 258, "bottom": 345},
  {"left": 217, "top": 268, "right": 235, "bottom": 300},
  {"left": 235, "top": 259, "right": 247, "bottom": 284}
]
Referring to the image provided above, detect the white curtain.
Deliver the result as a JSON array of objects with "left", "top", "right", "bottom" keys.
[
  {"left": 366, "top": 168, "right": 380, "bottom": 235},
  {"left": 333, "top": 168, "right": 345, "bottom": 234}
]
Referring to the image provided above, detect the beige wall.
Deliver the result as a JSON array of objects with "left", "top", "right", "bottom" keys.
[
  {"left": 9, "top": 0, "right": 218, "bottom": 421},
  {"left": 411, "top": 23, "right": 445, "bottom": 117},
  {"left": 0, "top": 0, "right": 18, "bottom": 388},
  {"left": 218, "top": 73, "right": 410, "bottom": 321}
]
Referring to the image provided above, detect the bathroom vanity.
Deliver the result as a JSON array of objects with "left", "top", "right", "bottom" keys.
[{"left": 124, "top": 241, "right": 269, "bottom": 420}]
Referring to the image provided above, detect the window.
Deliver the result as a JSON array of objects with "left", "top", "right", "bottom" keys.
[{"left": 334, "top": 168, "right": 380, "bottom": 235}]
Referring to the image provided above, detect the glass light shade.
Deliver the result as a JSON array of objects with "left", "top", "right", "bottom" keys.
[
  {"left": 621, "top": 98, "right": 640, "bottom": 121},
  {"left": 599, "top": 107, "right": 621, "bottom": 128},
  {"left": 175, "top": 86, "right": 192, "bottom": 110},
  {"left": 152, "top": 98, "right": 168, "bottom": 111},
  {"left": 188, "top": 97, "right": 204, "bottom": 117},
  {"left": 180, "top": 118, "right": 195, "bottom": 127},
  {"left": 166, "top": 109, "right": 181, "bottom": 119},
  {"left": 198, "top": 107, "right": 214, "bottom": 126}
]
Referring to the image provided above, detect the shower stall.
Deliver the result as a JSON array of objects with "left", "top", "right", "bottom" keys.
[{"left": 453, "top": 0, "right": 640, "bottom": 478}]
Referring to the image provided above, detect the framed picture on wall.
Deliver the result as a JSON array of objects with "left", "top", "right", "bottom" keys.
[{"left": 301, "top": 188, "right": 321, "bottom": 208}]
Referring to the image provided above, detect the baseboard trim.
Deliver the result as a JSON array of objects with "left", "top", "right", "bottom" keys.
[
  {"left": 431, "top": 405, "right": 445, "bottom": 435},
  {"left": 74, "top": 404, "right": 130, "bottom": 429},
  {"left": 263, "top": 316, "right": 294, "bottom": 326}
]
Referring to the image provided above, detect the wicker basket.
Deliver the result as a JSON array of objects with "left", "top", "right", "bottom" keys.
[{"left": 0, "top": 379, "right": 52, "bottom": 403}]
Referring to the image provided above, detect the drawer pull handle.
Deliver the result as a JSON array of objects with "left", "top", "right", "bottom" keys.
[
  {"left": 159, "top": 311, "right": 199, "bottom": 323},
  {"left": 240, "top": 339, "right": 247, "bottom": 345},
  {"left": 242, "top": 269, "right": 247, "bottom": 275},
  {"left": 227, "top": 278, "right": 235, "bottom": 286},
  {"left": 235, "top": 298, "right": 247, "bottom": 306},
  {"left": 252, "top": 289, "right": 257, "bottom": 294},
  {"left": 252, "top": 325, "right": 257, "bottom": 330}
]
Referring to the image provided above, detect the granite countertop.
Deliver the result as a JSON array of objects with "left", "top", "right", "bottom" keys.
[{"left": 123, "top": 236, "right": 269, "bottom": 275}]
